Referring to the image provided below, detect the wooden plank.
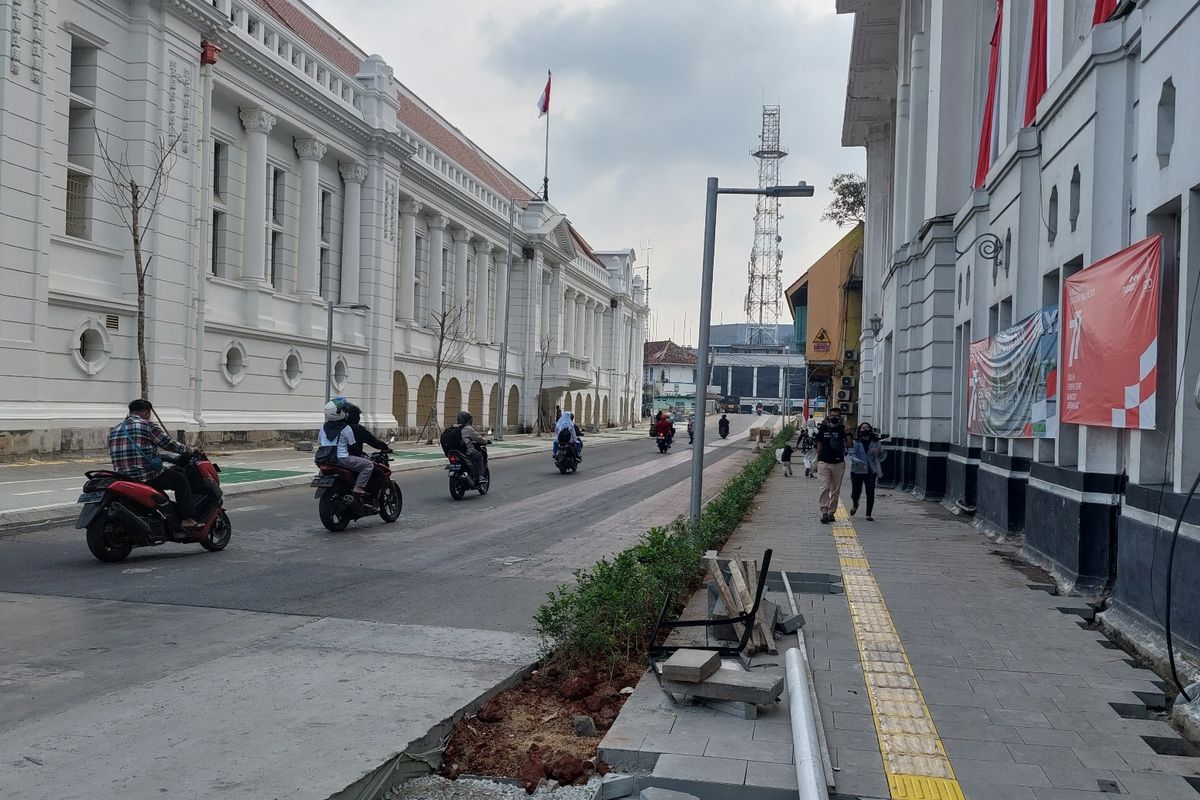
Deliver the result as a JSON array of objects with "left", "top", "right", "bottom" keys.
[
  {"left": 706, "top": 558, "right": 746, "bottom": 642},
  {"left": 726, "top": 560, "right": 766, "bottom": 651},
  {"left": 743, "top": 558, "right": 778, "bottom": 655}
]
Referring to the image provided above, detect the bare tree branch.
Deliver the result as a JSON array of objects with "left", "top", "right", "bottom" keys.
[{"left": 418, "top": 303, "right": 472, "bottom": 442}]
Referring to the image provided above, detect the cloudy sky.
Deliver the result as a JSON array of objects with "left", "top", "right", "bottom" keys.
[{"left": 311, "top": 0, "right": 864, "bottom": 346}]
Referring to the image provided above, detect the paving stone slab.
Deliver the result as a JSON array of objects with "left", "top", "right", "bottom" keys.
[
  {"left": 660, "top": 650, "right": 721, "bottom": 684},
  {"left": 651, "top": 754, "right": 748, "bottom": 786},
  {"left": 660, "top": 669, "right": 784, "bottom": 705},
  {"left": 744, "top": 760, "right": 798, "bottom": 791}
]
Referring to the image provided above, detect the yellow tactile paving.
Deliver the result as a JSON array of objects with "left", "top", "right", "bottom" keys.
[{"left": 831, "top": 507, "right": 966, "bottom": 800}]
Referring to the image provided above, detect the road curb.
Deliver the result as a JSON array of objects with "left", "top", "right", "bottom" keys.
[{"left": 0, "top": 434, "right": 646, "bottom": 532}]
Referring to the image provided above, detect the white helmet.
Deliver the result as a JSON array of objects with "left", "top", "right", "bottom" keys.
[{"left": 323, "top": 399, "right": 348, "bottom": 423}]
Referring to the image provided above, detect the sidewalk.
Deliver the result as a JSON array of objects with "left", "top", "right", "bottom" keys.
[
  {"left": 602, "top": 468, "right": 1200, "bottom": 799},
  {"left": 0, "top": 427, "right": 650, "bottom": 529}
]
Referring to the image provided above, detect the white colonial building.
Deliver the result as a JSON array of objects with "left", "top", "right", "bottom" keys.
[
  {"left": 839, "top": 0, "right": 1200, "bottom": 674},
  {"left": 0, "top": 0, "right": 648, "bottom": 456}
]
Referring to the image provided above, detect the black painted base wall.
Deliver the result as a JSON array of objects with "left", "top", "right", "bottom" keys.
[
  {"left": 1023, "top": 463, "right": 1122, "bottom": 595},
  {"left": 880, "top": 438, "right": 948, "bottom": 500},
  {"left": 945, "top": 445, "right": 980, "bottom": 512},
  {"left": 977, "top": 451, "right": 1029, "bottom": 534},
  {"left": 1108, "top": 482, "right": 1200, "bottom": 655}
]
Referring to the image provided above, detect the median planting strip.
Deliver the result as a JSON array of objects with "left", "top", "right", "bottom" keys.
[{"left": 437, "top": 427, "right": 796, "bottom": 792}]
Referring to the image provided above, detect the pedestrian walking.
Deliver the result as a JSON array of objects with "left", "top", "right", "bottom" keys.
[
  {"left": 798, "top": 427, "right": 817, "bottom": 477},
  {"left": 849, "top": 422, "right": 886, "bottom": 521},
  {"left": 815, "top": 406, "right": 850, "bottom": 523},
  {"left": 780, "top": 442, "right": 794, "bottom": 476}
]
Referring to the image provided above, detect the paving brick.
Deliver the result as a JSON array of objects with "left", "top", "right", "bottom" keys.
[
  {"left": 958, "top": 782, "right": 1039, "bottom": 800},
  {"left": 1007, "top": 743, "right": 1085, "bottom": 770},
  {"left": 833, "top": 746, "right": 885, "bottom": 773},
  {"left": 640, "top": 731, "right": 709, "bottom": 758},
  {"left": 744, "top": 760, "right": 798, "bottom": 791},
  {"left": 985, "top": 708, "right": 1053, "bottom": 728},
  {"left": 651, "top": 754, "right": 747, "bottom": 786},
  {"left": 638, "top": 789, "right": 699, "bottom": 800},
  {"left": 1016, "top": 726, "right": 1088, "bottom": 747},
  {"left": 829, "top": 769, "right": 889, "bottom": 798},
  {"left": 950, "top": 757, "right": 1053, "bottom": 787},
  {"left": 660, "top": 650, "right": 721, "bottom": 684},
  {"left": 935, "top": 720, "right": 1024, "bottom": 743},
  {"left": 1113, "top": 770, "right": 1200, "bottom": 799},
  {"left": 831, "top": 710, "right": 876, "bottom": 731},
  {"left": 750, "top": 720, "right": 791, "bottom": 743},
  {"left": 703, "top": 734, "right": 792, "bottom": 765},
  {"left": 941, "top": 737, "right": 1017, "bottom": 762},
  {"left": 1042, "top": 765, "right": 1123, "bottom": 791}
]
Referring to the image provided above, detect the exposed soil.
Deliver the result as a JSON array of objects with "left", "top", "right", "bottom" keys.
[{"left": 440, "top": 660, "right": 644, "bottom": 794}]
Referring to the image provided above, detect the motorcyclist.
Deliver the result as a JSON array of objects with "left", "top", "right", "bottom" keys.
[
  {"left": 553, "top": 410, "right": 583, "bottom": 460},
  {"left": 687, "top": 413, "right": 696, "bottom": 445},
  {"left": 718, "top": 414, "right": 730, "bottom": 438},
  {"left": 654, "top": 412, "right": 675, "bottom": 445},
  {"left": 455, "top": 411, "right": 489, "bottom": 486},
  {"left": 108, "top": 398, "right": 200, "bottom": 530},
  {"left": 342, "top": 401, "right": 391, "bottom": 458},
  {"left": 318, "top": 398, "right": 372, "bottom": 497}
]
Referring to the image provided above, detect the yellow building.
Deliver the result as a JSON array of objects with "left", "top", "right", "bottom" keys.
[{"left": 785, "top": 223, "right": 864, "bottom": 426}]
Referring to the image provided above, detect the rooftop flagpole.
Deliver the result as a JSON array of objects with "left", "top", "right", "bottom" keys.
[{"left": 538, "top": 70, "right": 552, "bottom": 201}]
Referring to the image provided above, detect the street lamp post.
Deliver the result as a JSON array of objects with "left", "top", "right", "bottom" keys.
[
  {"left": 325, "top": 300, "right": 369, "bottom": 401},
  {"left": 689, "top": 178, "right": 813, "bottom": 526}
]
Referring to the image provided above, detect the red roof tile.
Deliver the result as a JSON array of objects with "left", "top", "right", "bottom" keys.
[
  {"left": 252, "top": 0, "right": 362, "bottom": 76},
  {"left": 644, "top": 340, "right": 697, "bottom": 366}
]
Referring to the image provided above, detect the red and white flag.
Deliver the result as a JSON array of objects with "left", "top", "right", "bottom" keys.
[{"left": 537, "top": 71, "right": 551, "bottom": 117}]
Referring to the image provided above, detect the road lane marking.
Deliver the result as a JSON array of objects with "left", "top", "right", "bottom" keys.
[{"left": 831, "top": 507, "right": 965, "bottom": 800}]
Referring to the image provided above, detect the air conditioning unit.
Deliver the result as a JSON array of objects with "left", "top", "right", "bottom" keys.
[
  {"left": 841, "top": 376, "right": 856, "bottom": 389},
  {"left": 839, "top": 402, "right": 855, "bottom": 414},
  {"left": 844, "top": 349, "right": 857, "bottom": 361},
  {"left": 837, "top": 389, "right": 853, "bottom": 402}
]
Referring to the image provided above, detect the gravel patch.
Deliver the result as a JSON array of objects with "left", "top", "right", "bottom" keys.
[{"left": 387, "top": 775, "right": 598, "bottom": 800}]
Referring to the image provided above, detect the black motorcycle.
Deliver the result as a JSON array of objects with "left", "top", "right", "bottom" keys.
[
  {"left": 718, "top": 419, "right": 730, "bottom": 439},
  {"left": 554, "top": 429, "right": 579, "bottom": 474},
  {"left": 310, "top": 449, "right": 403, "bottom": 531},
  {"left": 656, "top": 431, "right": 673, "bottom": 454},
  {"left": 446, "top": 446, "right": 490, "bottom": 500}
]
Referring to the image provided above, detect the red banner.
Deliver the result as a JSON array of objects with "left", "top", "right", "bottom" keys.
[{"left": 1061, "top": 235, "right": 1162, "bottom": 428}]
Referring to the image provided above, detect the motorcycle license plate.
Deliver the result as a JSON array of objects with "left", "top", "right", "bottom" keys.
[
  {"left": 310, "top": 475, "right": 335, "bottom": 488},
  {"left": 77, "top": 491, "right": 104, "bottom": 503},
  {"left": 447, "top": 464, "right": 461, "bottom": 474}
]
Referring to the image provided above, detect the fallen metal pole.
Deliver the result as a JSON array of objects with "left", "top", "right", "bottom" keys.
[{"left": 786, "top": 643, "right": 830, "bottom": 800}]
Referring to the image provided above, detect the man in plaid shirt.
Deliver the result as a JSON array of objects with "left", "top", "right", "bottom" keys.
[{"left": 108, "top": 399, "right": 200, "bottom": 530}]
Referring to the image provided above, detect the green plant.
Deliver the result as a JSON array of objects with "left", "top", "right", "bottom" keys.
[{"left": 535, "top": 427, "right": 795, "bottom": 672}]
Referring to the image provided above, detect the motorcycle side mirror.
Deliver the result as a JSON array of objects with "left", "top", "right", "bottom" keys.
[{"left": 388, "top": 435, "right": 397, "bottom": 444}]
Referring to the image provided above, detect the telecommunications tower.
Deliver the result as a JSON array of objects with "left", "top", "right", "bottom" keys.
[{"left": 744, "top": 105, "right": 787, "bottom": 347}]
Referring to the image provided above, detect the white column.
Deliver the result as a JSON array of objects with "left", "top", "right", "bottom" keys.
[
  {"left": 426, "top": 214, "right": 447, "bottom": 317},
  {"left": 892, "top": 85, "right": 910, "bottom": 247},
  {"left": 397, "top": 199, "right": 421, "bottom": 321},
  {"left": 904, "top": 32, "right": 928, "bottom": 241},
  {"left": 473, "top": 239, "right": 492, "bottom": 341},
  {"left": 549, "top": 265, "right": 564, "bottom": 350},
  {"left": 338, "top": 162, "right": 366, "bottom": 304},
  {"left": 494, "top": 248, "right": 509, "bottom": 344},
  {"left": 452, "top": 227, "right": 470, "bottom": 313},
  {"left": 563, "top": 288, "right": 576, "bottom": 352},
  {"left": 239, "top": 108, "right": 276, "bottom": 282},
  {"left": 593, "top": 307, "right": 604, "bottom": 368},
  {"left": 575, "top": 295, "right": 587, "bottom": 358},
  {"left": 295, "top": 138, "right": 327, "bottom": 296},
  {"left": 583, "top": 299, "right": 595, "bottom": 361}
]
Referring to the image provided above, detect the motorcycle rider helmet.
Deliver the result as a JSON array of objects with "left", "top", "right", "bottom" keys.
[
  {"left": 457, "top": 411, "right": 473, "bottom": 426},
  {"left": 324, "top": 398, "right": 349, "bottom": 423}
]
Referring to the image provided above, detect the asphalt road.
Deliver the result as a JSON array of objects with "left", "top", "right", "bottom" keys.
[{"left": 0, "top": 421, "right": 762, "bottom": 800}]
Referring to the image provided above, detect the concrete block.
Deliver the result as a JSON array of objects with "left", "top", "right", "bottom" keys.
[
  {"left": 599, "top": 773, "right": 637, "bottom": 799},
  {"left": 651, "top": 754, "right": 748, "bottom": 785},
  {"left": 661, "top": 650, "right": 721, "bottom": 683},
  {"left": 638, "top": 789, "right": 700, "bottom": 800},
  {"left": 775, "top": 612, "right": 806, "bottom": 635},
  {"left": 745, "top": 760, "right": 799, "bottom": 791},
  {"left": 661, "top": 669, "right": 784, "bottom": 705},
  {"left": 697, "top": 697, "right": 758, "bottom": 719}
]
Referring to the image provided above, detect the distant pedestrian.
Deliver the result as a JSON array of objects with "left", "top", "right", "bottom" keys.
[
  {"left": 849, "top": 422, "right": 886, "bottom": 521},
  {"left": 815, "top": 406, "right": 849, "bottom": 523},
  {"left": 780, "top": 443, "right": 794, "bottom": 477},
  {"left": 798, "top": 427, "right": 816, "bottom": 477}
]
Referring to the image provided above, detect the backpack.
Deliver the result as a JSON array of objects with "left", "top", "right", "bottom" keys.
[
  {"left": 440, "top": 425, "right": 465, "bottom": 456},
  {"left": 557, "top": 428, "right": 573, "bottom": 445}
]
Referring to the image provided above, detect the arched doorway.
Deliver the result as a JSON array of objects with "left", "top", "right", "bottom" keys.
[
  {"left": 416, "top": 375, "right": 436, "bottom": 431},
  {"left": 563, "top": 393, "right": 572, "bottom": 413},
  {"left": 602, "top": 396, "right": 609, "bottom": 427},
  {"left": 620, "top": 397, "right": 627, "bottom": 424},
  {"left": 507, "top": 385, "right": 519, "bottom": 432},
  {"left": 575, "top": 393, "right": 584, "bottom": 418},
  {"left": 488, "top": 384, "right": 499, "bottom": 427},
  {"left": 392, "top": 371, "right": 408, "bottom": 430},
  {"left": 585, "top": 395, "right": 593, "bottom": 427},
  {"left": 443, "top": 378, "right": 462, "bottom": 428},
  {"left": 468, "top": 380, "right": 484, "bottom": 423}
]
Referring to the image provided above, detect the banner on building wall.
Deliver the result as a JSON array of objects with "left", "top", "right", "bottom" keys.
[
  {"left": 966, "top": 306, "right": 1059, "bottom": 438},
  {"left": 1061, "top": 234, "right": 1162, "bottom": 428}
]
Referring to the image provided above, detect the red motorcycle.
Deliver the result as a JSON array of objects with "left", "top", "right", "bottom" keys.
[
  {"left": 75, "top": 451, "right": 231, "bottom": 563},
  {"left": 310, "top": 449, "right": 403, "bottom": 531}
]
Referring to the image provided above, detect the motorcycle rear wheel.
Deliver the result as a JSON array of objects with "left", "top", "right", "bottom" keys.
[
  {"left": 379, "top": 482, "right": 403, "bottom": 522},
  {"left": 201, "top": 510, "right": 232, "bottom": 551},
  {"left": 86, "top": 517, "right": 133, "bottom": 563},
  {"left": 319, "top": 492, "right": 353, "bottom": 531},
  {"left": 449, "top": 477, "right": 466, "bottom": 500},
  {"left": 477, "top": 467, "right": 490, "bottom": 495},
  {"left": 557, "top": 460, "right": 569, "bottom": 474}
]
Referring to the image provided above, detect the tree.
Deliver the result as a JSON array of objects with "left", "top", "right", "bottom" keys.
[
  {"left": 535, "top": 332, "right": 557, "bottom": 435},
  {"left": 820, "top": 172, "right": 866, "bottom": 228},
  {"left": 94, "top": 127, "right": 187, "bottom": 399},
  {"left": 418, "top": 303, "right": 471, "bottom": 443}
]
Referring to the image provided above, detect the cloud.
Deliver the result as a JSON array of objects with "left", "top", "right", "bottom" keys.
[{"left": 310, "top": 0, "right": 863, "bottom": 344}]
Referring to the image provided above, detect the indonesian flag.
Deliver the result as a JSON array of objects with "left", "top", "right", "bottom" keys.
[
  {"left": 1094, "top": 0, "right": 1118, "bottom": 24},
  {"left": 1022, "top": 0, "right": 1048, "bottom": 127},
  {"left": 537, "top": 71, "right": 551, "bottom": 117},
  {"left": 973, "top": 0, "right": 1003, "bottom": 189}
]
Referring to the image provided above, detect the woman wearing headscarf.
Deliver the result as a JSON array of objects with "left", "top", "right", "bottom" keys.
[{"left": 553, "top": 410, "right": 582, "bottom": 460}]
